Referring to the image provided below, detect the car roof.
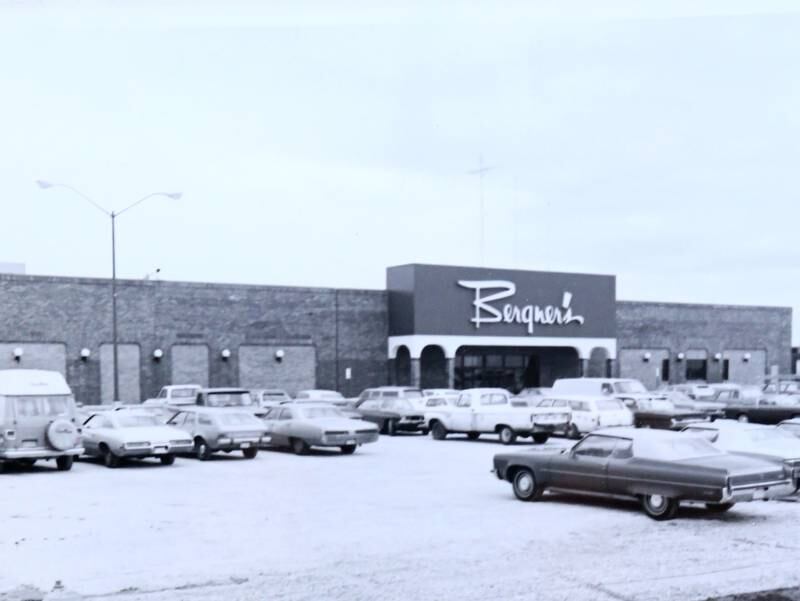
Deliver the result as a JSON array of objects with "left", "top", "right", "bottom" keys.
[
  {"left": 460, "top": 388, "right": 510, "bottom": 394},
  {"left": 682, "top": 419, "right": 768, "bottom": 431},
  {"left": 590, "top": 427, "right": 684, "bottom": 442},
  {"left": 0, "top": 369, "right": 72, "bottom": 396},
  {"left": 166, "top": 384, "right": 201, "bottom": 389},
  {"left": 547, "top": 394, "right": 621, "bottom": 402},
  {"left": 278, "top": 402, "right": 337, "bottom": 409},
  {"left": 364, "top": 386, "right": 421, "bottom": 391},
  {"left": 174, "top": 406, "right": 248, "bottom": 414}
]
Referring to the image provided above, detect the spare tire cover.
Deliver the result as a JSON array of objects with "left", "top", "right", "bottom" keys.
[{"left": 47, "top": 419, "right": 79, "bottom": 451}]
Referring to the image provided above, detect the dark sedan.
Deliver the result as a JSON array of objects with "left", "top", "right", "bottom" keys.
[
  {"left": 624, "top": 399, "right": 709, "bottom": 430},
  {"left": 354, "top": 398, "right": 426, "bottom": 435},
  {"left": 722, "top": 398, "right": 800, "bottom": 425},
  {"left": 493, "top": 428, "right": 794, "bottom": 520}
]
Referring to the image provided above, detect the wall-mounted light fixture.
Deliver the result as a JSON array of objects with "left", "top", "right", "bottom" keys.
[
  {"left": 275, "top": 349, "right": 285, "bottom": 363},
  {"left": 743, "top": 353, "right": 751, "bottom": 362},
  {"left": 80, "top": 348, "right": 91, "bottom": 361},
  {"left": 713, "top": 353, "right": 722, "bottom": 362},
  {"left": 221, "top": 348, "right": 231, "bottom": 361},
  {"left": 676, "top": 352, "right": 685, "bottom": 362},
  {"left": 12, "top": 347, "right": 23, "bottom": 363},
  {"left": 153, "top": 348, "right": 164, "bottom": 362},
  {"left": 642, "top": 352, "right": 652, "bottom": 362}
]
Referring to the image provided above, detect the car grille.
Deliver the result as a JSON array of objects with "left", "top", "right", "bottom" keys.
[
  {"left": 402, "top": 415, "right": 424, "bottom": 422},
  {"left": 356, "top": 429, "right": 375, "bottom": 434}
]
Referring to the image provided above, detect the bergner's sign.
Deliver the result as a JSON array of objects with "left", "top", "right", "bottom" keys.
[
  {"left": 387, "top": 264, "right": 616, "bottom": 339},
  {"left": 457, "top": 280, "right": 584, "bottom": 335}
]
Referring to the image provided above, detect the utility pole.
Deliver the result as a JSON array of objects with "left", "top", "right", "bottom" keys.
[{"left": 467, "top": 155, "right": 496, "bottom": 266}]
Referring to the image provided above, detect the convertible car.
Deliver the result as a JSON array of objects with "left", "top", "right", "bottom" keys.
[
  {"left": 261, "top": 403, "right": 379, "bottom": 454},
  {"left": 493, "top": 428, "right": 794, "bottom": 520}
]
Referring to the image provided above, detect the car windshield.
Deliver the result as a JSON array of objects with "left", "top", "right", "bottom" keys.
[
  {"left": 597, "top": 399, "right": 624, "bottom": 411},
  {"left": 12, "top": 395, "right": 73, "bottom": 417},
  {"left": 299, "top": 407, "right": 343, "bottom": 419},
  {"left": 172, "top": 388, "right": 198, "bottom": 398},
  {"left": 634, "top": 436, "right": 722, "bottom": 461},
  {"left": 115, "top": 414, "right": 161, "bottom": 427},
  {"left": 206, "top": 392, "right": 253, "bottom": 407},
  {"left": 614, "top": 381, "right": 647, "bottom": 394},
  {"left": 217, "top": 413, "right": 261, "bottom": 426}
]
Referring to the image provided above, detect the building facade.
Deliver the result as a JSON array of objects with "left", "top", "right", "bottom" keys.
[{"left": 0, "top": 264, "right": 791, "bottom": 404}]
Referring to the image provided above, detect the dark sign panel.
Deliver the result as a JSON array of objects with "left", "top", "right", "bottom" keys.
[{"left": 387, "top": 264, "right": 616, "bottom": 339}]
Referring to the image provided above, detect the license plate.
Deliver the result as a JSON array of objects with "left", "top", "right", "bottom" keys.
[
  {"left": 346, "top": 439, "right": 356, "bottom": 445},
  {"left": 262, "top": 436, "right": 271, "bottom": 443},
  {"left": 153, "top": 447, "right": 167, "bottom": 454},
  {"left": 241, "top": 442, "right": 251, "bottom": 449},
  {"left": 753, "top": 489, "right": 766, "bottom": 500}
]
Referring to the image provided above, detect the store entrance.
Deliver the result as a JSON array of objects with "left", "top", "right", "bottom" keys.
[{"left": 453, "top": 346, "right": 579, "bottom": 392}]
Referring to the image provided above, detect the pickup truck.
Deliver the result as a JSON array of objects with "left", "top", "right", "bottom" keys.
[
  {"left": 142, "top": 384, "right": 202, "bottom": 407},
  {"left": 425, "top": 388, "right": 571, "bottom": 444}
]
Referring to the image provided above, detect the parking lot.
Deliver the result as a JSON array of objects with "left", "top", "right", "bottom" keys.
[{"left": 3, "top": 433, "right": 800, "bottom": 601}]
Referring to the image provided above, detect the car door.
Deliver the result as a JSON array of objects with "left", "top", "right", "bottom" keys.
[
  {"left": 81, "top": 414, "right": 109, "bottom": 455},
  {"left": 548, "top": 435, "right": 619, "bottom": 493},
  {"left": 473, "top": 393, "right": 505, "bottom": 431},
  {"left": 269, "top": 408, "right": 295, "bottom": 446},
  {"left": 450, "top": 393, "right": 474, "bottom": 431}
]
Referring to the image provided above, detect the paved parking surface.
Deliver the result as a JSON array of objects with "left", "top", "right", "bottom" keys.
[{"left": 2, "top": 433, "right": 799, "bottom": 601}]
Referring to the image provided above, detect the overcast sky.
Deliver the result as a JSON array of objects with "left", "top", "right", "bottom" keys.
[{"left": 2, "top": 1, "right": 799, "bottom": 337}]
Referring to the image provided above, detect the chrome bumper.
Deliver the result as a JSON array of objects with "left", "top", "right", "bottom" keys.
[
  {"left": 0, "top": 446, "right": 84, "bottom": 459},
  {"left": 319, "top": 432, "right": 379, "bottom": 446},
  {"left": 721, "top": 479, "right": 796, "bottom": 502}
]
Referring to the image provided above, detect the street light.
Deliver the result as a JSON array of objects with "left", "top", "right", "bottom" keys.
[{"left": 36, "top": 180, "right": 181, "bottom": 401}]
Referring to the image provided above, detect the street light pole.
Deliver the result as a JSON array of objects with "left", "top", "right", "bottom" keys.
[
  {"left": 111, "top": 211, "right": 119, "bottom": 402},
  {"left": 36, "top": 181, "right": 181, "bottom": 402}
]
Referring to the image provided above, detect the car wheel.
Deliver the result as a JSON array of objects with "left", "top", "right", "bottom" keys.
[
  {"left": 466, "top": 432, "right": 480, "bottom": 441},
  {"left": 706, "top": 502, "right": 735, "bottom": 513},
  {"left": 567, "top": 424, "right": 581, "bottom": 440},
  {"left": 340, "top": 445, "right": 356, "bottom": 455},
  {"left": 512, "top": 468, "right": 544, "bottom": 501},
  {"left": 102, "top": 448, "right": 120, "bottom": 469},
  {"left": 386, "top": 420, "right": 397, "bottom": 436},
  {"left": 291, "top": 438, "right": 309, "bottom": 455},
  {"left": 431, "top": 421, "right": 448, "bottom": 441},
  {"left": 641, "top": 494, "right": 679, "bottom": 520},
  {"left": 55, "top": 456, "right": 73, "bottom": 471},
  {"left": 737, "top": 414, "right": 749, "bottom": 423},
  {"left": 242, "top": 447, "right": 258, "bottom": 459},
  {"left": 194, "top": 439, "right": 212, "bottom": 461},
  {"left": 160, "top": 455, "right": 176, "bottom": 466},
  {"left": 498, "top": 426, "right": 517, "bottom": 445},
  {"left": 532, "top": 433, "right": 550, "bottom": 444}
]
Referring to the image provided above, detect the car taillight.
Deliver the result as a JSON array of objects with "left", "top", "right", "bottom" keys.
[{"left": 4, "top": 429, "right": 16, "bottom": 440}]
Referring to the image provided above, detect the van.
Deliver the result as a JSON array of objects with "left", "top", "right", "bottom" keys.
[
  {"left": 0, "top": 369, "right": 83, "bottom": 472},
  {"left": 551, "top": 378, "right": 666, "bottom": 402}
]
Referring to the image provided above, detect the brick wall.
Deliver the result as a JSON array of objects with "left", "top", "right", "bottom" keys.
[
  {"left": 0, "top": 274, "right": 388, "bottom": 404},
  {"left": 617, "top": 301, "right": 792, "bottom": 385}
]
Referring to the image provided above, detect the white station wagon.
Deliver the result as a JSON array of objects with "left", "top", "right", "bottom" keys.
[{"left": 536, "top": 395, "right": 633, "bottom": 439}]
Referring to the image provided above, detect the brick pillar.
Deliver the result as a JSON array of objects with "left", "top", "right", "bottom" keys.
[
  {"left": 410, "top": 358, "right": 421, "bottom": 388},
  {"left": 446, "top": 358, "right": 455, "bottom": 388},
  {"left": 580, "top": 359, "right": 590, "bottom": 377}
]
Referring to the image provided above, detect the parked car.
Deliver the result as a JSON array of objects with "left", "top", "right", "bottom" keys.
[
  {"left": 423, "top": 388, "right": 460, "bottom": 398},
  {"left": 142, "top": 384, "right": 202, "bottom": 407},
  {"left": 552, "top": 378, "right": 668, "bottom": 404},
  {"left": 778, "top": 418, "right": 800, "bottom": 439},
  {"left": 425, "top": 388, "right": 571, "bottom": 444},
  {"left": 80, "top": 410, "right": 193, "bottom": 468},
  {"left": 356, "top": 386, "right": 425, "bottom": 404},
  {"left": 515, "top": 387, "right": 552, "bottom": 399},
  {"left": 493, "top": 428, "right": 795, "bottom": 520},
  {"left": 668, "top": 383, "right": 717, "bottom": 400},
  {"left": 354, "top": 397, "right": 426, "bottom": 435},
  {"left": 536, "top": 395, "right": 633, "bottom": 438},
  {"left": 0, "top": 369, "right": 83, "bottom": 472},
  {"left": 625, "top": 398, "right": 709, "bottom": 430},
  {"left": 721, "top": 396, "right": 800, "bottom": 424},
  {"left": 261, "top": 403, "right": 379, "bottom": 455},
  {"left": 250, "top": 389, "right": 293, "bottom": 407},
  {"left": 709, "top": 385, "right": 765, "bottom": 405},
  {"left": 194, "top": 388, "right": 256, "bottom": 408},
  {"left": 165, "top": 407, "right": 267, "bottom": 460},
  {"left": 659, "top": 390, "right": 725, "bottom": 420},
  {"left": 681, "top": 420, "right": 800, "bottom": 487},
  {"left": 295, "top": 390, "right": 348, "bottom": 405}
]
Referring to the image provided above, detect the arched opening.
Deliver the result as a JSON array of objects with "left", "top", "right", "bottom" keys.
[
  {"left": 588, "top": 347, "right": 610, "bottom": 378},
  {"left": 420, "top": 345, "right": 447, "bottom": 389},
  {"left": 395, "top": 346, "right": 411, "bottom": 386}
]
